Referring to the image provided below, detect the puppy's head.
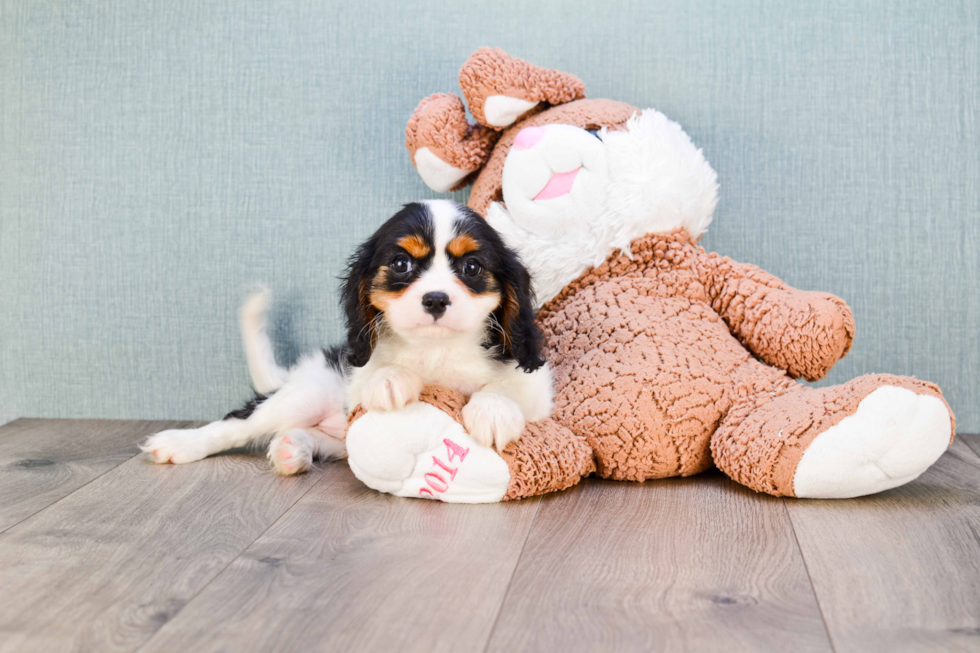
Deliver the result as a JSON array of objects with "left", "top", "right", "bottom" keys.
[{"left": 341, "top": 199, "right": 544, "bottom": 371}]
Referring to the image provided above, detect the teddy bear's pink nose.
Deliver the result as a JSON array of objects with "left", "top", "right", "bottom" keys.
[{"left": 513, "top": 126, "right": 545, "bottom": 151}]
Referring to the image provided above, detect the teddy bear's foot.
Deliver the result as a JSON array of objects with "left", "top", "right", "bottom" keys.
[
  {"left": 346, "top": 400, "right": 512, "bottom": 503},
  {"left": 792, "top": 386, "right": 951, "bottom": 498},
  {"left": 712, "top": 373, "right": 954, "bottom": 498},
  {"left": 346, "top": 386, "right": 596, "bottom": 503}
]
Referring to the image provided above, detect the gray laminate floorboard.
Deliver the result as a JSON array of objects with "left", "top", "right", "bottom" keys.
[
  {"left": 138, "top": 464, "right": 541, "bottom": 653},
  {"left": 0, "top": 447, "right": 323, "bottom": 653},
  {"left": 4, "top": 421, "right": 978, "bottom": 653},
  {"left": 786, "top": 437, "right": 980, "bottom": 653},
  {"left": 963, "top": 432, "right": 980, "bottom": 460},
  {"left": 484, "top": 471, "right": 833, "bottom": 653},
  {"left": 0, "top": 419, "right": 186, "bottom": 533}
]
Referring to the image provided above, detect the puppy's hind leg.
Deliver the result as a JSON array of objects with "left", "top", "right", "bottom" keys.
[
  {"left": 143, "top": 347, "right": 347, "bottom": 466},
  {"left": 142, "top": 384, "right": 311, "bottom": 464},
  {"left": 267, "top": 425, "right": 348, "bottom": 476},
  {"left": 141, "top": 417, "right": 253, "bottom": 464},
  {"left": 268, "top": 429, "right": 316, "bottom": 476}
]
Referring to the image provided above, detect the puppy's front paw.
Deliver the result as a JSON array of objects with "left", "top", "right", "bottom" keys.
[
  {"left": 361, "top": 366, "right": 424, "bottom": 412},
  {"left": 140, "top": 429, "right": 208, "bottom": 464},
  {"left": 462, "top": 392, "right": 525, "bottom": 451}
]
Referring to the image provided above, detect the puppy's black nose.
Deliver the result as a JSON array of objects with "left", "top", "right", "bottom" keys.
[{"left": 421, "top": 292, "right": 450, "bottom": 318}]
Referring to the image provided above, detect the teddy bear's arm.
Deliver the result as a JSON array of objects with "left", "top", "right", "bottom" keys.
[{"left": 705, "top": 255, "right": 855, "bottom": 381}]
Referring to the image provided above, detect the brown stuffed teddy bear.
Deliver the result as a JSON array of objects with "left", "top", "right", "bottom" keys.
[{"left": 345, "top": 48, "right": 955, "bottom": 503}]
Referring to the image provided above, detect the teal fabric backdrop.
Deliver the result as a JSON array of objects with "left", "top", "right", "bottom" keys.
[{"left": 1, "top": 0, "right": 978, "bottom": 430}]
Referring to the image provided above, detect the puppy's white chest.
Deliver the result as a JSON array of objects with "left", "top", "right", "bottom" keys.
[{"left": 392, "top": 342, "right": 496, "bottom": 396}]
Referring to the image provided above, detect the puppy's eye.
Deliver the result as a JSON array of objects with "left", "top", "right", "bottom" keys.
[
  {"left": 463, "top": 259, "right": 482, "bottom": 277},
  {"left": 391, "top": 256, "right": 413, "bottom": 275}
]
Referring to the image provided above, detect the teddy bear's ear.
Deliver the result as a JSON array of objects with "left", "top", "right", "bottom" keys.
[
  {"left": 405, "top": 93, "right": 500, "bottom": 193},
  {"left": 460, "top": 47, "right": 586, "bottom": 130}
]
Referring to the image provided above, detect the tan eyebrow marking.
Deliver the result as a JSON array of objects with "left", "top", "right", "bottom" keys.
[
  {"left": 397, "top": 234, "right": 430, "bottom": 259},
  {"left": 447, "top": 234, "right": 480, "bottom": 258}
]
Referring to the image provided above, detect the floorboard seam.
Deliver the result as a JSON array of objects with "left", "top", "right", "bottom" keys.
[
  {"left": 131, "top": 466, "right": 331, "bottom": 653},
  {"left": 480, "top": 498, "right": 542, "bottom": 653},
  {"left": 0, "top": 421, "right": 195, "bottom": 537},
  {"left": 783, "top": 501, "right": 838, "bottom": 653},
  {"left": 0, "top": 450, "right": 142, "bottom": 536}
]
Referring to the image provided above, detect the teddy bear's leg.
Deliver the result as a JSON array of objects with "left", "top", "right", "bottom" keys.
[
  {"left": 711, "top": 373, "right": 954, "bottom": 498},
  {"left": 498, "top": 421, "right": 596, "bottom": 500},
  {"left": 345, "top": 386, "right": 594, "bottom": 503},
  {"left": 346, "top": 400, "right": 513, "bottom": 503}
]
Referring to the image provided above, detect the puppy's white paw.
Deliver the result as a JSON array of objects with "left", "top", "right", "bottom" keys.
[
  {"left": 462, "top": 392, "right": 525, "bottom": 451},
  {"left": 361, "top": 366, "right": 424, "bottom": 412},
  {"left": 268, "top": 430, "right": 314, "bottom": 476},
  {"left": 140, "top": 429, "right": 209, "bottom": 464}
]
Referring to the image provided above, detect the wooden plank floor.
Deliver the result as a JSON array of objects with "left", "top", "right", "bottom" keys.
[{"left": 1, "top": 419, "right": 978, "bottom": 653}]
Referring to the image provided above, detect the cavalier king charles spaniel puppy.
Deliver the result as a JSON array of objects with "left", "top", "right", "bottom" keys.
[{"left": 141, "top": 200, "right": 553, "bottom": 475}]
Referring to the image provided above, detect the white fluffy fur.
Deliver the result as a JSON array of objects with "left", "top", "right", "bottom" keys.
[
  {"left": 486, "top": 109, "right": 719, "bottom": 306},
  {"left": 239, "top": 287, "right": 288, "bottom": 394},
  {"left": 461, "top": 391, "right": 527, "bottom": 451},
  {"left": 349, "top": 328, "right": 553, "bottom": 451}
]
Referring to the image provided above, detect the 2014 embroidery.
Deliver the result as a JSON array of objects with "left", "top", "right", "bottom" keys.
[{"left": 418, "top": 439, "right": 470, "bottom": 497}]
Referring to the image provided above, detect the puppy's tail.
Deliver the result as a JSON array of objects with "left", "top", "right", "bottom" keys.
[{"left": 240, "top": 287, "right": 288, "bottom": 394}]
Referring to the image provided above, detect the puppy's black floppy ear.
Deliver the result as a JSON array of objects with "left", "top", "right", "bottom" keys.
[
  {"left": 341, "top": 238, "right": 377, "bottom": 368},
  {"left": 492, "top": 249, "right": 545, "bottom": 372}
]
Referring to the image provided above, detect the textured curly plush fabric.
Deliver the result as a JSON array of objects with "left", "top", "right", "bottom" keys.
[
  {"left": 459, "top": 47, "right": 586, "bottom": 130},
  {"left": 404, "top": 93, "right": 499, "bottom": 190},
  {"left": 498, "top": 419, "right": 596, "bottom": 501},
  {"left": 347, "top": 385, "right": 595, "bottom": 501},
  {"left": 537, "top": 229, "right": 952, "bottom": 494}
]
